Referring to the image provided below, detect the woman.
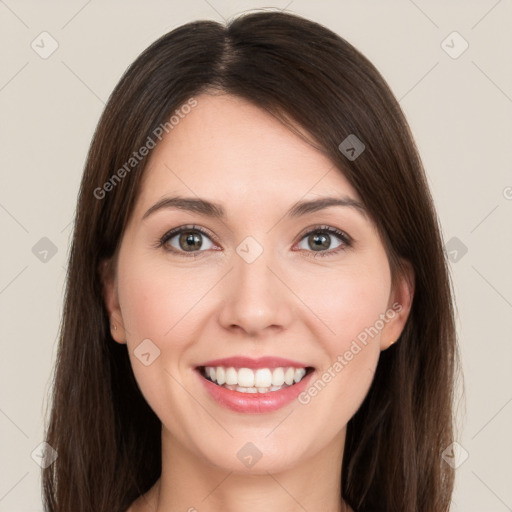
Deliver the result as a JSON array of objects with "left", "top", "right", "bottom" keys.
[{"left": 42, "top": 10, "right": 460, "bottom": 512}]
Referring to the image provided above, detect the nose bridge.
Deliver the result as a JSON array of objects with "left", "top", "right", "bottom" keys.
[
  {"left": 218, "top": 236, "right": 292, "bottom": 334},
  {"left": 235, "top": 243, "right": 274, "bottom": 295}
]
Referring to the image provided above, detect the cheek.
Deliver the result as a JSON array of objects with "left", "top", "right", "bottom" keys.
[
  {"left": 294, "top": 260, "right": 391, "bottom": 348},
  {"left": 115, "top": 255, "right": 183, "bottom": 390},
  {"left": 118, "top": 255, "right": 202, "bottom": 342},
  {"left": 116, "top": 259, "right": 200, "bottom": 429},
  {"left": 336, "top": 273, "right": 390, "bottom": 341},
  {"left": 116, "top": 254, "right": 217, "bottom": 402},
  {"left": 292, "top": 267, "right": 389, "bottom": 435},
  {"left": 291, "top": 259, "right": 390, "bottom": 407}
]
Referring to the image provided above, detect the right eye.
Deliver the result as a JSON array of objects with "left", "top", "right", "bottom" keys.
[{"left": 157, "top": 225, "right": 218, "bottom": 257}]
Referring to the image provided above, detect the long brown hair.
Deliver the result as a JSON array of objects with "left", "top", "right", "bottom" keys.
[{"left": 42, "top": 10, "right": 460, "bottom": 512}]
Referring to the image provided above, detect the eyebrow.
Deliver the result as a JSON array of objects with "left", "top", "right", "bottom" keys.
[{"left": 142, "top": 195, "right": 368, "bottom": 221}]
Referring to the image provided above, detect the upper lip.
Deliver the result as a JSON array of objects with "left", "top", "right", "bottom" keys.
[{"left": 197, "top": 356, "right": 313, "bottom": 369}]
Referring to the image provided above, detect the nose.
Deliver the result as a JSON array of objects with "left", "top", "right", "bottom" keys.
[{"left": 217, "top": 247, "right": 294, "bottom": 337}]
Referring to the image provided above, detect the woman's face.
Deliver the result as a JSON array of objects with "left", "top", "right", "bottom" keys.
[{"left": 103, "top": 93, "right": 413, "bottom": 474}]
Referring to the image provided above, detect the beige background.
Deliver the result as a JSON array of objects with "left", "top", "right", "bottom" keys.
[{"left": 1, "top": 0, "right": 511, "bottom": 510}]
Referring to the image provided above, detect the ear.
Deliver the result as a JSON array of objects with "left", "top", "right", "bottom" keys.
[
  {"left": 99, "top": 258, "right": 127, "bottom": 344},
  {"left": 380, "top": 259, "right": 415, "bottom": 351}
]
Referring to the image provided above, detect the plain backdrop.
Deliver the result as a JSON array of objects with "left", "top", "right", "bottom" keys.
[{"left": 0, "top": 1, "right": 511, "bottom": 510}]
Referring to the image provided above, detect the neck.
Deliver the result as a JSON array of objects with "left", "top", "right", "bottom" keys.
[{"left": 141, "top": 426, "right": 349, "bottom": 512}]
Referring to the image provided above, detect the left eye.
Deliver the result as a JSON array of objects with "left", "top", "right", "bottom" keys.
[{"left": 296, "top": 228, "right": 348, "bottom": 253}]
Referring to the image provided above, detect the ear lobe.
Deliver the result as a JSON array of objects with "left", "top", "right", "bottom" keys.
[
  {"left": 380, "top": 260, "right": 415, "bottom": 351},
  {"left": 99, "top": 259, "right": 127, "bottom": 344}
]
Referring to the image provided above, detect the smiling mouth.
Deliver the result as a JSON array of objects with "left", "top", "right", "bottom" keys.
[{"left": 198, "top": 365, "right": 315, "bottom": 394}]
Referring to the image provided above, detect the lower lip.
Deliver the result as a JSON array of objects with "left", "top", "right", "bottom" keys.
[{"left": 196, "top": 368, "right": 315, "bottom": 413}]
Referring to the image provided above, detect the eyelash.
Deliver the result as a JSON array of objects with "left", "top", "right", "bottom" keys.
[{"left": 154, "top": 224, "right": 352, "bottom": 259}]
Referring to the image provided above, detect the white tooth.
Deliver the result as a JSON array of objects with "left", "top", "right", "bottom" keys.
[
  {"left": 294, "top": 368, "right": 306, "bottom": 383},
  {"left": 225, "top": 367, "right": 238, "bottom": 385},
  {"left": 236, "top": 386, "right": 257, "bottom": 393},
  {"left": 284, "top": 367, "right": 295, "bottom": 385},
  {"left": 216, "top": 366, "right": 225, "bottom": 385},
  {"left": 211, "top": 366, "right": 306, "bottom": 390},
  {"left": 237, "top": 368, "right": 255, "bottom": 387},
  {"left": 254, "top": 368, "right": 272, "bottom": 388},
  {"left": 271, "top": 367, "right": 285, "bottom": 386}
]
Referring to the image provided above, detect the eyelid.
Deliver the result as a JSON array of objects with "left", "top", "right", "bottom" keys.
[
  {"left": 156, "top": 223, "right": 353, "bottom": 257},
  {"left": 295, "top": 224, "right": 352, "bottom": 245},
  {"left": 293, "top": 224, "right": 353, "bottom": 258},
  {"left": 156, "top": 224, "right": 220, "bottom": 253}
]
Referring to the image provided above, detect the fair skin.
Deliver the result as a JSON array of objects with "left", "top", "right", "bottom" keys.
[{"left": 102, "top": 93, "right": 414, "bottom": 512}]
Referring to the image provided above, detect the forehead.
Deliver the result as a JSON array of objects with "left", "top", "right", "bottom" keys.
[{"left": 135, "top": 93, "right": 361, "bottom": 215}]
